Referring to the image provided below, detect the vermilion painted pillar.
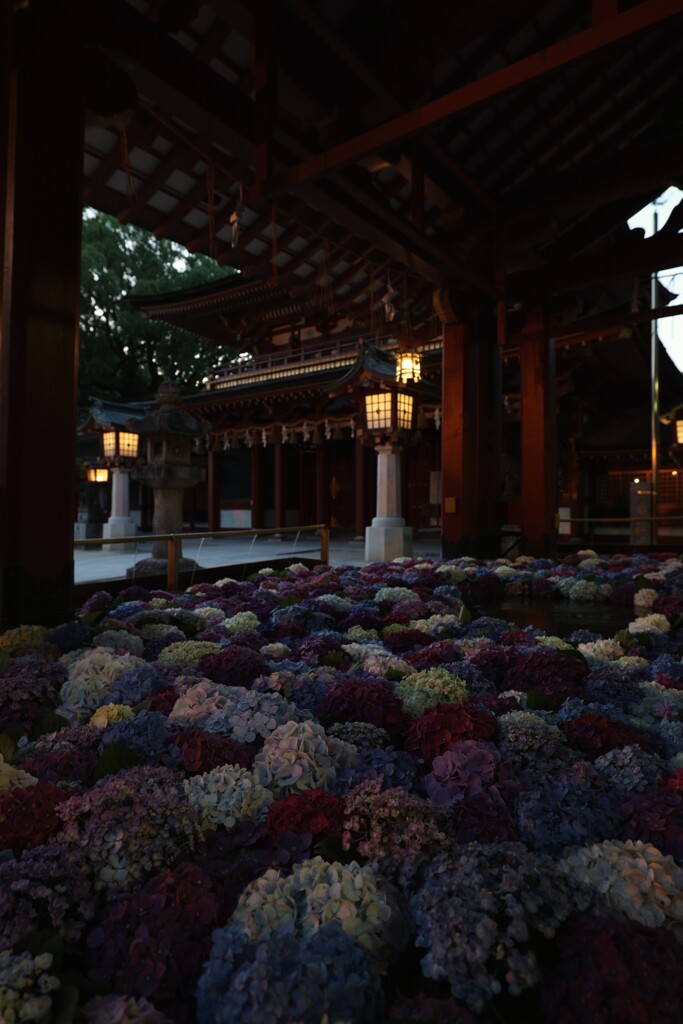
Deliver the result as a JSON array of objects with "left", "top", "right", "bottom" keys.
[
  {"left": 520, "top": 309, "right": 557, "bottom": 555},
  {"left": 440, "top": 317, "right": 502, "bottom": 557},
  {"left": 315, "top": 444, "right": 328, "bottom": 525},
  {"left": 355, "top": 435, "right": 366, "bottom": 539},
  {"left": 1, "top": 4, "right": 84, "bottom": 626},
  {"left": 207, "top": 451, "right": 220, "bottom": 531},
  {"left": 273, "top": 438, "right": 285, "bottom": 530},
  {"left": 250, "top": 445, "right": 264, "bottom": 529}
]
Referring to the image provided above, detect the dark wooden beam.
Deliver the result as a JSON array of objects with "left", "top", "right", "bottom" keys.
[
  {"left": 509, "top": 229, "right": 683, "bottom": 297},
  {"left": 118, "top": 132, "right": 210, "bottom": 224},
  {"left": 254, "top": 1, "right": 683, "bottom": 200}
]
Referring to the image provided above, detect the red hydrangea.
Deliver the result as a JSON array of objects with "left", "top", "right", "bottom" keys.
[
  {"left": 87, "top": 862, "right": 227, "bottom": 1020},
  {"left": 0, "top": 780, "right": 68, "bottom": 855},
  {"left": 621, "top": 791, "right": 683, "bottom": 861},
  {"left": 148, "top": 686, "right": 183, "bottom": 715},
  {"left": 18, "top": 747, "right": 97, "bottom": 789},
  {"left": 315, "top": 677, "right": 408, "bottom": 741},
  {"left": 175, "top": 728, "right": 253, "bottom": 774},
  {"left": 404, "top": 639, "right": 461, "bottom": 669},
  {"left": 661, "top": 768, "right": 683, "bottom": 795},
  {"left": 266, "top": 789, "right": 344, "bottom": 840},
  {"left": 405, "top": 702, "right": 498, "bottom": 766},
  {"left": 198, "top": 645, "right": 270, "bottom": 688},
  {"left": 561, "top": 712, "right": 652, "bottom": 760},
  {"left": 381, "top": 628, "right": 433, "bottom": 654},
  {"left": 653, "top": 593, "right": 683, "bottom": 619},
  {"left": 539, "top": 913, "right": 683, "bottom": 1024}
]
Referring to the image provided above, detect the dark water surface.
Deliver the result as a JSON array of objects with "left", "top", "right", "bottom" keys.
[{"left": 484, "top": 599, "right": 636, "bottom": 639}]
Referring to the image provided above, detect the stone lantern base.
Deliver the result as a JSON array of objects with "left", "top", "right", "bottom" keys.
[
  {"left": 364, "top": 516, "right": 413, "bottom": 562},
  {"left": 126, "top": 556, "right": 200, "bottom": 580}
]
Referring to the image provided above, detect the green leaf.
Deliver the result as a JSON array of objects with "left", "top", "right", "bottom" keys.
[
  {"left": 18, "top": 928, "right": 65, "bottom": 966},
  {"left": 0, "top": 650, "right": 10, "bottom": 674},
  {"left": 458, "top": 602, "right": 473, "bottom": 624},
  {"left": 32, "top": 712, "right": 70, "bottom": 738},
  {"left": 93, "top": 742, "right": 143, "bottom": 780},
  {"left": 52, "top": 984, "right": 80, "bottom": 1024},
  {"left": 525, "top": 690, "right": 558, "bottom": 711},
  {"left": 313, "top": 835, "right": 355, "bottom": 864},
  {"left": 0, "top": 731, "right": 15, "bottom": 760}
]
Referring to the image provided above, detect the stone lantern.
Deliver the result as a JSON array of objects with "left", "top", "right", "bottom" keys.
[{"left": 128, "top": 380, "right": 210, "bottom": 577}]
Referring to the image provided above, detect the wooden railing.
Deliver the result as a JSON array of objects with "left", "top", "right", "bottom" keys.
[{"left": 74, "top": 525, "right": 330, "bottom": 590}]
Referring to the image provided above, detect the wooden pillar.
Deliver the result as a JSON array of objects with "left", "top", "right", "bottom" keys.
[
  {"left": 250, "top": 445, "right": 264, "bottom": 529},
  {"left": 207, "top": 450, "right": 220, "bottom": 531},
  {"left": 1, "top": 4, "right": 84, "bottom": 627},
  {"left": 355, "top": 434, "right": 366, "bottom": 539},
  {"left": 273, "top": 438, "right": 285, "bottom": 530},
  {"left": 315, "top": 443, "right": 328, "bottom": 525},
  {"left": 439, "top": 313, "right": 502, "bottom": 558},
  {"left": 520, "top": 308, "right": 557, "bottom": 556}
]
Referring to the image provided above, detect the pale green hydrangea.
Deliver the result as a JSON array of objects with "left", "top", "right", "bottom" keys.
[
  {"left": 341, "top": 642, "right": 412, "bottom": 678},
  {"left": 259, "top": 642, "right": 291, "bottom": 659},
  {"left": 224, "top": 611, "right": 260, "bottom": 634},
  {"left": 0, "top": 950, "right": 60, "bottom": 1024},
  {"left": 156, "top": 640, "right": 222, "bottom": 667},
  {"left": 409, "top": 613, "right": 461, "bottom": 636},
  {"left": 183, "top": 764, "right": 273, "bottom": 831},
  {"left": 231, "top": 856, "right": 408, "bottom": 964},
  {"left": 89, "top": 703, "right": 135, "bottom": 730},
  {"left": 373, "top": 586, "right": 419, "bottom": 604},
  {"left": 435, "top": 564, "right": 467, "bottom": 583},
  {"left": 396, "top": 667, "right": 468, "bottom": 717},
  {"left": 344, "top": 625, "right": 380, "bottom": 642}
]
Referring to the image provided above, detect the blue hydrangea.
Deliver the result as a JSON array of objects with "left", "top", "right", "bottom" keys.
[
  {"left": 334, "top": 746, "right": 419, "bottom": 795},
  {"left": 107, "top": 666, "right": 167, "bottom": 706},
  {"left": 98, "top": 711, "right": 178, "bottom": 766},
  {"left": 197, "top": 921, "right": 383, "bottom": 1024}
]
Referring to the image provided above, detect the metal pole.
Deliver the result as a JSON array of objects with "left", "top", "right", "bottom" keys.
[{"left": 651, "top": 207, "right": 660, "bottom": 545}]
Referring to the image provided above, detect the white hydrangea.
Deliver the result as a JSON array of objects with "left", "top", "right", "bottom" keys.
[
  {"left": 373, "top": 586, "right": 419, "bottom": 604},
  {"left": 0, "top": 753, "right": 38, "bottom": 793},
  {"left": 341, "top": 641, "right": 412, "bottom": 678},
  {"left": 183, "top": 764, "right": 273, "bottom": 831},
  {"left": 577, "top": 638, "right": 625, "bottom": 664},
  {"left": 92, "top": 630, "right": 145, "bottom": 656},
  {"left": 408, "top": 613, "right": 461, "bottom": 636},
  {"left": 559, "top": 840, "right": 683, "bottom": 936},
  {"left": 613, "top": 655, "right": 650, "bottom": 672},
  {"left": 60, "top": 648, "right": 150, "bottom": 712},
  {"left": 194, "top": 606, "right": 226, "bottom": 624},
  {"left": 566, "top": 580, "right": 610, "bottom": 602},
  {"left": 314, "top": 593, "right": 353, "bottom": 614},
  {"left": 628, "top": 680, "right": 683, "bottom": 724},
  {"left": 628, "top": 613, "right": 670, "bottom": 635},
  {"left": 634, "top": 588, "right": 659, "bottom": 609},
  {"left": 259, "top": 642, "right": 291, "bottom": 659},
  {"left": 435, "top": 564, "right": 467, "bottom": 583},
  {"left": 0, "top": 950, "right": 60, "bottom": 1024},
  {"left": 252, "top": 720, "right": 356, "bottom": 795}
]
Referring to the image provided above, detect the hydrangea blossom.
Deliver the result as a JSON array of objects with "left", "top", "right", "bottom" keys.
[
  {"left": 197, "top": 921, "right": 383, "bottom": 1024},
  {"left": 411, "top": 843, "right": 590, "bottom": 1011},
  {"left": 396, "top": 667, "right": 468, "bottom": 717},
  {"left": 183, "top": 764, "right": 273, "bottom": 831},
  {"left": 156, "top": 640, "right": 222, "bottom": 668},
  {"left": 559, "top": 839, "right": 683, "bottom": 935},
  {"left": 230, "top": 856, "right": 408, "bottom": 965},
  {"left": 0, "top": 950, "right": 60, "bottom": 1024},
  {"left": 59, "top": 649, "right": 150, "bottom": 713},
  {"left": 252, "top": 720, "right": 357, "bottom": 795}
]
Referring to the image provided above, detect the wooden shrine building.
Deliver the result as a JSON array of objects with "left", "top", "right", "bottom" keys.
[{"left": 3, "top": 0, "right": 683, "bottom": 626}]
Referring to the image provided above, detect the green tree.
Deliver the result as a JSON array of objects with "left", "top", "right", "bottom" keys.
[{"left": 79, "top": 208, "right": 233, "bottom": 405}]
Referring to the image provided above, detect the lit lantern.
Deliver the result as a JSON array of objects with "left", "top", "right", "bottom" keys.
[
  {"left": 102, "top": 430, "right": 140, "bottom": 461},
  {"left": 395, "top": 350, "right": 421, "bottom": 384},
  {"left": 363, "top": 387, "right": 414, "bottom": 434},
  {"left": 86, "top": 466, "right": 109, "bottom": 483}
]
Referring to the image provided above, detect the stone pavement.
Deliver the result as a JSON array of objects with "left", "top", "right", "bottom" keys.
[{"left": 74, "top": 531, "right": 443, "bottom": 585}]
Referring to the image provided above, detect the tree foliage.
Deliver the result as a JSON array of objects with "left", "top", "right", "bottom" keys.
[{"left": 79, "top": 209, "right": 234, "bottom": 405}]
